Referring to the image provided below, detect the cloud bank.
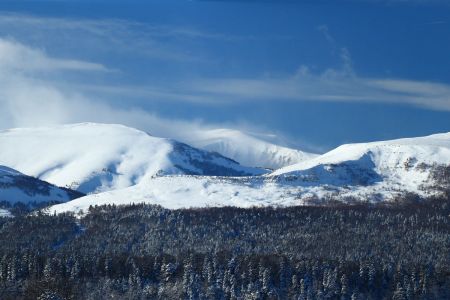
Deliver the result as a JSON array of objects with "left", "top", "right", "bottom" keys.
[
  {"left": 0, "top": 37, "right": 292, "bottom": 154},
  {"left": 0, "top": 37, "right": 192, "bottom": 131},
  {"left": 0, "top": 12, "right": 449, "bottom": 157},
  {"left": 0, "top": 34, "right": 449, "bottom": 137}
]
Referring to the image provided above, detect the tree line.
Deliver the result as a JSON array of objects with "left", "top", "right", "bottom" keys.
[{"left": 0, "top": 192, "right": 448, "bottom": 299}]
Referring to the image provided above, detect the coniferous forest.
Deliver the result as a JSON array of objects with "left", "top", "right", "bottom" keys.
[{"left": 0, "top": 194, "right": 449, "bottom": 299}]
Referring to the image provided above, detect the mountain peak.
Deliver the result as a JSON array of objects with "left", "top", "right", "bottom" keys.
[{"left": 0, "top": 123, "right": 266, "bottom": 194}]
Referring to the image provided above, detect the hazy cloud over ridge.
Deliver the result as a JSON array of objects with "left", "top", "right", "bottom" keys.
[
  {"left": 1, "top": 35, "right": 450, "bottom": 135},
  {"left": 0, "top": 11, "right": 449, "bottom": 152},
  {"left": 0, "top": 37, "right": 296, "bottom": 151}
]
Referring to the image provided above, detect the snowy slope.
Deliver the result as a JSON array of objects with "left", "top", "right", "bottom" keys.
[
  {"left": 272, "top": 132, "right": 450, "bottom": 175},
  {"left": 49, "top": 132, "right": 450, "bottom": 214},
  {"left": 271, "top": 132, "right": 450, "bottom": 189},
  {"left": 0, "top": 209, "right": 12, "bottom": 218},
  {"left": 48, "top": 176, "right": 286, "bottom": 213},
  {"left": 181, "top": 129, "right": 318, "bottom": 169},
  {"left": 0, "top": 165, "right": 82, "bottom": 205},
  {"left": 0, "top": 123, "right": 266, "bottom": 194}
]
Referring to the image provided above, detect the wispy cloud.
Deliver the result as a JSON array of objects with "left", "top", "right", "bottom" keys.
[
  {"left": 184, "top": 68, "right": 450, "bottom": 111},
  {"left": 0, "top": 14, "right": 449, "bottom": 144},
  {"left": 3, "top": 26, "right": 447, "bottom": 115},
  {"left": 0, "top": 38, "right": 109, "bottom": 72},
  {"left": 0, "top": 14, "right": 236, "bottom": 40},
  {"left": 317, "top": 25, "right": 336, "bottom": 51},
  {"left": 0, "top": 37, "right": 190, "bottom": 128},
  {"left": 0, "top": 37, "right": 296, "bottom": 152},
  {"left": 166, "top": 25, "right": 450, "bottom": 111},
  {"left": 0, "top": 13, "right": 247, "bottom": 63},
  {"left": 42, "top": 38, "right": 450, "bottom": 113}
]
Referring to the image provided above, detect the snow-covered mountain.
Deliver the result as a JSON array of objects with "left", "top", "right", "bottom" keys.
[
  {"left": 0, "top": 123, "right": 266, "bottom": 194},
  {"left": 272, "top": 131, "right": 450, "bottom": 183},
  {"left": 0, "top": 165, "right": 82, "bottom": 206},
  {"left": 181, "top": 129, "right": 318, "bottom": 169},
  {"left": 48, "top": 132, "right": 450, "bottom": 214},
  {"left": 267, "top": 132, "right": 450, "bottom": 200}
]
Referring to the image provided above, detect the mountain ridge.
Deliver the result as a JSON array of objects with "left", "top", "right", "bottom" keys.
[
  {"left": 0, "top": 123, "right": 266, "bottom": 194},
  {"left": 48, "top": 131, "right": 450, "bottom": 214}
]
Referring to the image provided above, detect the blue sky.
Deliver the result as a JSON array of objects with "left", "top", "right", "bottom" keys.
[{"left": 0, "top": 0, "right": 449, "bottom": 152}]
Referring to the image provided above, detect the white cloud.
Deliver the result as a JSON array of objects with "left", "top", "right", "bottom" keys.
[
  {"left": 2, "top": 32, "right": 449, "bottom": 134},
  {"left": 3, "top": 13, "right": 447, "bottom": 112},
  {"left": 0, "top": 13, "right": 241, "bottom": 63},
  {"left": 0, "top": 13, "right": 234, "bottom": 41},
  {"left": 182, "top": 55, "right": 450, "bottom": 111},
  {"left": 0, "top": 20, "right": 449, "bottom": 156},
  {"left": 0, "top": 37, "right": 273, "bottom": 148},
  {"left": 0, "top": 38, "right": 109, "bottom": 72},
  {"left": 0, "top": 66, "right": 217, "bottom": 142}
]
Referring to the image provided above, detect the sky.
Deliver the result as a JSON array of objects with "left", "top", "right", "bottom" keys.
[{"left": 0, "top": 0, "right": 449, "bottom": 152}]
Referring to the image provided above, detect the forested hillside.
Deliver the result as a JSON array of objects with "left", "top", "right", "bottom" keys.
[{"left": 0, "top": 195, "right": 449, "bottom": 299}]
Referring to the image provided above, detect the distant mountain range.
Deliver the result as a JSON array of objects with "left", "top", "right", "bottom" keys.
[
  {"left": 0, "top": 123, "right": 449, "bottom": 215},
  {"left": 0, "top": 123, "right": 266, "bottom": 194}
]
